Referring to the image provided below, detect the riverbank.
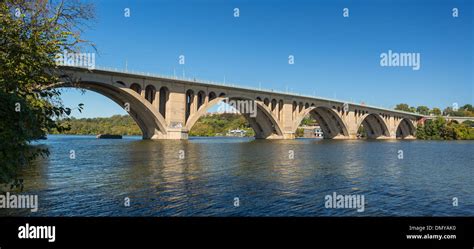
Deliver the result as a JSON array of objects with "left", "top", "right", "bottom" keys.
[
  {"left": 51, "top": 114, "right": 255, "bottom": 137},
  {"left": 51, "top": 115, "right": 474, "bottom": 140}
]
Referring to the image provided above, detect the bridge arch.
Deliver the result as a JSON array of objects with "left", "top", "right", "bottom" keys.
[
  {"left": 462, "top": 120, "right": 474, "bottom": 125},
  {"left": 292, "top": 101, "right": 298, "bottom": 119},
  {"left": 185, "top": 89, "right": 195, "bottom": 121},
  {"left": 278, "top": 99, "right": 284, "bottom": 121},
  {"left": 449, "top": 120, "right": 459, "bottom": 124},
  {"left": 158, "top": 86, "right": 169, "bottom": 118},
  {"left": 294, "top": 106, "right": 349, "bottom": 139},
  {"left": 130, "top": 83, "right": 141, "bottom": 94},
  {"left": 357, "top": 113, "right": 390, "bottom": 139},
  {"left": 209, "top": 91, "right": 217, "bottom": 101},
  {"left": 298, "top": 102, "right": 304, "bottom": 112},
  {"left": 271, "top": 99, "right": 277, "bottom": 112},
  {"left": 396, "top": 118, "right": 416, "bottom": 139},
  {"left": 263, "top": 98, "right": 270, "bottom": 107},
  {"left": 145, "top": 85, "right": 156, "bottom": 104},
  {"left": 52, "top": 81, "right": 168, "bottom": 139},
  {"left": 197, "top": 90, "right": 206, "bottom": 110},
  {"left": 185, "top": 96, "right": 284, "bottom": 139}
]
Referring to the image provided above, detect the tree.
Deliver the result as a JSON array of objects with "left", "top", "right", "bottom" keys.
[
  {"left": 357, "top": 125, "right": 367, "bottom": 138},
  {"left": 52, "top": 115, "right": 142, "bottom": 136},
  {"left": 416, "top": 106, "right": 430, "bottom": 115},
  {"left": 430, "top": 107, "right": 441, "bottom": 116},
  {"left": 395, "top": 103, "right": 411, "bottom": 112},
  {"left": 443, "top": 106, "right": 472, "bottom": 117},
  {"left": 422, "top": 117, "right": 446, "bottom": 140},
  {"left": 416, "top": 117, "right": 474, "bottom": 140},
  {"left": 415, "top": 123, "right": 426, "bottom": 139},
  {"left": 295, "top": 128, "right": 304, "bottom": 137},
  {"left": 463, "top": 120, "right": 474, "bottom": 127},
  {"left": 300, "top": 115, "right": 317, "bottom": 126},
  {"left": 0, "top": 1, "right": 94, "bottom": 185},
  {"left": 461, "top": 104, "right": 474, "bottom": 112},
  {"left": 188, "top": 113, "right": 254, "bottom": 137}
]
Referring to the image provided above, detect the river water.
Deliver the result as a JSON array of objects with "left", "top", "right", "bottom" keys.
[{"left": 1, "top": 135, "right": 473, "bottom": 216}]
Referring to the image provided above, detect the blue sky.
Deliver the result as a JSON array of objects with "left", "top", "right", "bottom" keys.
[{"left": 61, "top": 0, "right": 473, "bottom": 118}]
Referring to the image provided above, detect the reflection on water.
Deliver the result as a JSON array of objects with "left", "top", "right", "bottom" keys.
[{"left": 1, "top": 135, "right": 473, "bottom": 216}]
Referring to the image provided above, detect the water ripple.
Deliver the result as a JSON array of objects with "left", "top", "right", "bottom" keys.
[{"left": 0, "top": 136, "right": 472, "bottom": 217}]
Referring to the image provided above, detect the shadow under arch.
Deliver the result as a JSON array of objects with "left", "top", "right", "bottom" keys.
[
  {"left": 51, "top": 81, "right": 168, "bottom": 139},
  {"left": 294, "top": 106, "right": 350, "bottom": 139},
  {"left": 396, "top": 118, "right": 416, "bottom": 138},
  {"left": 185, "top": 96, "right": 284, "bottom": 139},
  {"left": 357, "top": 113, "right": 390, "bottom": 139}
]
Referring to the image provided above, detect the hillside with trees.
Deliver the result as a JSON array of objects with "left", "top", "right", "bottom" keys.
[
  {"left": 189, "top": 113, "right": 255, "bottom": 137},
  {"left": 394, "top": 103, "right": 474, "bottom": 140},
  {"left": 52, "top": 115, "right": 142, "bottom": 136},
  {"left": 416, "top": 118, "right": 474, "bottom": 140},
  {"left": 395, "top": 103, "right": 474, "bottom": 117},
  {"left": 52, "top": 113, "right": 255, "bottom": 137}
]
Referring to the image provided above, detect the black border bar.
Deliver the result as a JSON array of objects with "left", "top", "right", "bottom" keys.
[{"left": 0, "top": 217, "right": 472, "bottom": 248}]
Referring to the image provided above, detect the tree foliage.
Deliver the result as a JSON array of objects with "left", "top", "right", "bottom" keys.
[
  {"left": 416, "top": 117, "right": 474, "bottom": 140},
  {"left": 52, "top": 113, "right": 256, "bottom": 137},
  {"left": 0, "top": 0, "right": 94, "bottom": 184},
  {"left": 295, "top": 128, "right": 304, "bottom": 137},
  {"left": 189, "top": 113, "right": 255, "bottom": 137},
  {"left": 395, "top": 103, "right": 474, "bottom": 117},
  {"left": 443, "top": 105, "right": 474, "bottom": 117},
  {"left": 416, "top": 106, "right": 429, "bottom": 115},
  {"left": 51, "top": 115, "right": 141, "bottom": 136},
  {"left": 429, "top": 108, "right": 441, "bottom": 116},
  {"left": 300, "top": 115, "right": 318, "bottom": 126},
  {"left": 395, "top": 103, "right": 411, "bottom": 112}
]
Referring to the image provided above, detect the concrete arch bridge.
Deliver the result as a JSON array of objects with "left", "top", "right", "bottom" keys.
[{"left": 55, "top": 66, "right": 423, "bottom": 140}]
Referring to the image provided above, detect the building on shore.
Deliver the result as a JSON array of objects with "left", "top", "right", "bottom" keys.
[
  {"left": 301, "top": 126, "right": 323, "bottom": 138},
  {"left": 227, "top": 129, "right": 247, "bottom": 137}
]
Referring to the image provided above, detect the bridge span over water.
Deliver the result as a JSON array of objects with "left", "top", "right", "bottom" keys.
[{"left": 55, "top": 66, "right": 424, "bottom": 140}]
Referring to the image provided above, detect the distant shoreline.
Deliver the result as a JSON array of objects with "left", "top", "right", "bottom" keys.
[{"left": 51, "top": 114, "right": 474, "bottom": 140}]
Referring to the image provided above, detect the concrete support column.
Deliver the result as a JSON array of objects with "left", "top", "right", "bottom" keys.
[
  {"left": 391, "top": 116, "right": 403, "bottom": 138},
  {"left": 281, "top": 100, "right": 296, "bottom": 139},
  {"left": 279, "top": 107, "right": 282, "bottom": 122},
  {"left": 292, "top": 103, "right": 296, "bottom": 122},
  {"left": 153, "top": 90, "right": 160, "bottom": 110},
  {"left": 346, "top": 110, "right": 359, "bottom": 139},
  {"left": 192, "top": 94, "right": 198, "bottom": 115},
  {"left": 274, "top": 101, "right": 279, "bottom": 118},
  {"left": 164, "top": 91, "right": 188, "bottom": 139}
]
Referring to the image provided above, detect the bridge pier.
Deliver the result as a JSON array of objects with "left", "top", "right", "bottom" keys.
[
  {"left": 150, "top": 128, "right": 189, "bottom": 140},
  {"left": 281, "top": 132, "right": 296, "bottom": 140}
]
